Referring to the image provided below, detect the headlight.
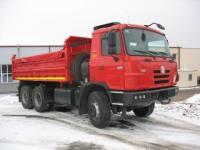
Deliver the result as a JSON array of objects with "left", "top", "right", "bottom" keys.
[
  {"left": 173, "top": 74, "right": 179, "bottom": 83},
  {"left": 173, "top": 75, "right": 177, "bottom": 83}
]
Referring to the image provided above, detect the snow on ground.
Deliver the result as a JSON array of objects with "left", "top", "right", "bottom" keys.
[
  {"left": 155, "top": 94, "right": 200, "bottom": 125},
  {"left": 0, "top": 94, "right": 200, "bottom": 150},
  {"left": 0, "top": 95, "right": 135, "bottom": 150}
]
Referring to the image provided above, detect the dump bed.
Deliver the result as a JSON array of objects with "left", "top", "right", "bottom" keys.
[{"left": 12, "top": 36, "right": 91, "bottom": 83}]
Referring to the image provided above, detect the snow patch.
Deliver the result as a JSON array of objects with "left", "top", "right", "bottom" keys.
[
  {"left": 155, "top": 94, "right": 200, "bottom": 124},
  {"left": 0, "top": 95, "right": 19, "bottom": 105},
  {"left": 1, "top": 93, "right": 200, "bottom": 150}
]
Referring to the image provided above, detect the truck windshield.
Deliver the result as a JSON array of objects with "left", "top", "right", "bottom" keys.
[{"left": 123, "top": 28, "right": 171, "bottom": 57}]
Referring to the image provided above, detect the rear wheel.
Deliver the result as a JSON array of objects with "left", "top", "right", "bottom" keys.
[
  {"left": 88, "top": 91, "right": 111, "bottom": 128},
  {"left": 20, "top": 85, "right": 33, "bottom": 109},
  {"left": 133, "top": 103, "right": 155, "bottom": 117},
  {"left": 32, "top": 86, "right": 49, "bottom": 112}
]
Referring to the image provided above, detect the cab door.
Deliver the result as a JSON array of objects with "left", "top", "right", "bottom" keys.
[{"left": 97, "top": 31, "right": 125, "bottom": 90}]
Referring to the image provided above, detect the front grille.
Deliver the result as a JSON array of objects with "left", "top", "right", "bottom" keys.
[
  {"left": 154, "top": 70, "right": 170, "bottom": 74},
  {"left": 154, "top": 75, "right": 170, "bottom": 79},
  {"left": 155, "top": 80, "right": 169, "bottom": 84},
  {"left": 154, "top": 69, "right": 170, "bottom": 84}
]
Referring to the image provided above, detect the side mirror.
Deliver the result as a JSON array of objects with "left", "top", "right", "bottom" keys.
[
  {"left": 108, "top": 31, "right": 117, "bottom": 54},
  {"left": 144, "top": 23, "right": 165, "bottom": 30},
  {"left": 156, "top": 24, "right": 165, "bottom": 30},
  {"left": 172, "top": 53, "right": 176, "bottom": 60}
]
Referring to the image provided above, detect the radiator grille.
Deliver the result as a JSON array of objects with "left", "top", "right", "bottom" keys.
[{"left": 154, "top": 69, "right": 170, "bottom": 84}]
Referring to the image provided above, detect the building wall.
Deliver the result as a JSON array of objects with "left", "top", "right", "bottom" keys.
[
  {"left": 170, "top": 47, "right": 200, "bottom": 77},
  {"left": 19, "top": 47, "right": 49, "bottom": 57},
  {"left": 0, "top": 47, "right": 19, "bottom": 64},
  {"left": 177, "top": 70, "right": 198, "bottom": 88},
  {"left": 0, "top": 83, "right": 18, "bottom": 93},
  {"left": 180, "top": 48, "right": 200, "bottom": 77},
  {"left": 170, "top": 47, "right": 200, "bottom": 87}
]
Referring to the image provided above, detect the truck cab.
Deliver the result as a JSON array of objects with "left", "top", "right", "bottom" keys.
[{"left": 90, "top": 22, "right": 178, "bottom": 91}]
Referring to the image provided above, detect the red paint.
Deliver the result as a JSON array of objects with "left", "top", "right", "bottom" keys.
[
  {"left": 12, "top": 36, "right": 91, "bottom": 82},
  {"left": 12, "top": 23, "right": 178, "bottom": 91}
]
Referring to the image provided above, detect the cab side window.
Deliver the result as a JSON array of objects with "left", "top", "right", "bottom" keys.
[{"left": 101, "top": 32, "right": 121, "bottom": 55}]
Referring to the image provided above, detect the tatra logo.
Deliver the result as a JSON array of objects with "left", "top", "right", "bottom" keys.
[{"left": 160, "top": 65, "right": 166, "bottom": 74}]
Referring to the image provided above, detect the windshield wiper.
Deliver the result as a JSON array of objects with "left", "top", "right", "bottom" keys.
[
  {"left": 148, "top": 51, "right": 170, "bottom": 58},
  {"left": 156, "top": 51, "right": 169, "bottom": 57},
  {"left": 134, "top": 50, "right": 155, "bottom": 58}
]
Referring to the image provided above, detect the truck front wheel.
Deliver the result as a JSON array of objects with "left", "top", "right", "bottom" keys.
[
  {"left": 32, "top": 86, "right": 49, "bottom": 112},
  {"left": 133, "top": 103, "right": 155, "bottom": 117},
  {"left": 20, "top": 85, "right": 33, "bottom": 109},
  {"left": 88, "top": 91, "right": 111, "bottom": 128}
]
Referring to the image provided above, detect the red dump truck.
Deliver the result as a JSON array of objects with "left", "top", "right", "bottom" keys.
[{"left": 12, "top": 22, "right": 179, "bottom": 128}]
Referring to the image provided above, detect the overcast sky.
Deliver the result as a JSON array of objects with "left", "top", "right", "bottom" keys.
[{"left": 0, "top": 0, "right": 199, "bottom": 48}]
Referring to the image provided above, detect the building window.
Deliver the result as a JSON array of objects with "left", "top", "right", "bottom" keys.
[
  {"left": 2, "top": 65, "right": 7, "bottom": 73},
  {"left": 0, "top": 66, "right": 1, "bottom": 83},
  {"left": 198, "top": 76, "right": 200, "bottom": 85},
  {"left": 188, "top": 74, "right": 192, "bottom": 81},
  {"left": 0, "top": 64, "right": 13, "bottom": 83}
]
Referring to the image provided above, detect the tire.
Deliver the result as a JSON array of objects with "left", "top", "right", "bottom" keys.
[
  {"left": 71, "top": 52, "right": 90, "bottom": 83},
  {"left": 19, "top": 85, "right": 33, "bottom": 109},
  {"left": 32, "top": 86, "right": 49, "bottom": 112},
  {"left": 133, "top": 103, "right": 155, "bottom": 117},
  {"left": 88, "top": 91, "right": 111, "bottom": 128}
]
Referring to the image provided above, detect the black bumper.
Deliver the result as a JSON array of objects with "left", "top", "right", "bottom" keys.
[{"left": 111, "top": 86, "right": 179, "bottom": 107}]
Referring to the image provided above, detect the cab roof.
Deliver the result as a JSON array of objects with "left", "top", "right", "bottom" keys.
[{"left": 93, "top": 22, "right": 165, "bottom": 36}]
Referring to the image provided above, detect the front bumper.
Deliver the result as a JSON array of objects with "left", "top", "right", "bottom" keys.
[{"left": 111, "top": 86, "right": 179, "bottom": 107}]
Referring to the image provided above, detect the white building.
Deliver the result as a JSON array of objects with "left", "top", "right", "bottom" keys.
[{"left": 171, "top": 47, "right": 200, "bottom": 88}]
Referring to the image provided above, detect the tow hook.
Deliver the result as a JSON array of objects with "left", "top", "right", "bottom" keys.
[{"left": 160, "top": 98, "right": 172, "bottom": 105}]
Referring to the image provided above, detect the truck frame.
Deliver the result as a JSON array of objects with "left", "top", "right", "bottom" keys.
[{"left": 12, "top": 22, "right": 179, "bottom": 128}]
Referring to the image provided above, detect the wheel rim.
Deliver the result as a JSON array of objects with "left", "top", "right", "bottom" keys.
[
  {"left": 22, "top": 91, "right": 28, "bottom": 105},
  {"left": 89, "top": 102, "right": 100, "bottom": 121},
  {"left": 34, "top": 92, "right": 42, "bottom": 107}
]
